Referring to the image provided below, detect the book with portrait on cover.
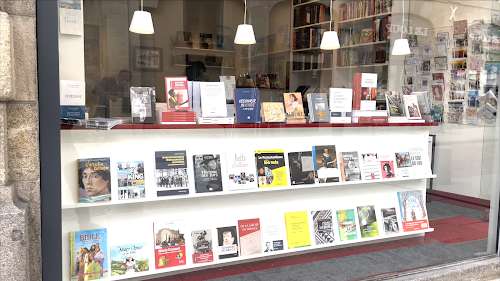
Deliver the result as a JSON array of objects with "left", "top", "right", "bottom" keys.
[
  {"left": 70, "top": 228, "right": 108, "bottom": 279},
  {"left": 217, "top": 226, "right": 239, "bottom": 259},
  {"left": 312, "top": 145, "right": 340, "bottom": 183},
  {"left": 193, "top": 154, "right": 223, "bottom": 193},
  {"left": 78, "top": 158, "right": 111, "bottom": 203}
]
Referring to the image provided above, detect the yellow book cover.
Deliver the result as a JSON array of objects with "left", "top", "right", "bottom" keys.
[
  {"left": 284, "top": 211, "right": 311, "bottom": 249},
  {"left": 255, "top": 149, "right": 287, "bottom": 188},
  {"left": 261, "top": 102, "right": 286, "bottom": 122}
]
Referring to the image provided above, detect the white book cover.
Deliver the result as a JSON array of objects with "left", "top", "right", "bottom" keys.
[
  {"left": 225, "top": 151, "right": 258, "bottom": 190},
  {"left": 360, "top": 153, "right": 382, "bottom": 180},
  {"left": 409, "top": 147, "right": 430, "bottom": 177},
  {"left": 261, "top": 217, "right": 287, "bottom": 252},
  {"left": 403, "top": 95, "right": 422, "bottom": 120},
  {"left": 329, "top": 88, "right": 353, "bottom": 123},
  {"left": 219, "top": 76, "right": 236, "bottom": 101},
  {"left": 360, "top": 73, "right": 377, "bottom": 111},
  {"left": 200, "top": 82, "right": 227, "bottom": 117},
  {"left": 59, "top": 0, "right": 83, "bottom": 35},
  {"left": 60, "top": 80, "right": 86, "bottom": 120}
]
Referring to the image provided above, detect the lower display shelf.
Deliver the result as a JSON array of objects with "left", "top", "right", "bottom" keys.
[
  {"left": 62, "top": 175, "right": 436, "bottom": 209},
  {"left": 100, "top": 228, "right": 434, "bottom": 281}
]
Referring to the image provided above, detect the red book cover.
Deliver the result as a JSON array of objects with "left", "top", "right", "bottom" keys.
[
  {"left": 380, "top": 50, "right": 386, "bottom": 63},
  {"left": 238, "top": 218, "right": 262, "bottom": 256},
  {"left": 375, "top": 51, "right": 381, "bottom": 63},
  {"left": 293, "top": 32, "right": 297, "bottom": 50},
  {"left": 358, "top": 116, "right": 388, "bottom": 123},
  {"left": 154, "top": 220, "right": 186, "bottom": 269},
  {"left": 165, "top": 77, "right": 190, "bottom": 111},
  {"left": 191, "top": 229, "right": 214, "bottom": 264},
  {"left": 352, "top": 73, "right": 362, "bottom": 110}
]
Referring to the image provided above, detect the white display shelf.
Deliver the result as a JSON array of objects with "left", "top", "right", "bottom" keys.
[
  {"left": 172, "top": 46, "right": 235, "bottom": 53},
  {"left": 62, "top": 174, "right": 436, "bottom": 210},
  {"left": 338, "top": 12, "right": 392, "bottom": 24},
  {"left": 339, "top": 40, "right": 390, "bottom": 49},
  {"left": 292, "top": 68, "right": 333, "bottom": 72},
  {"left": 173, "top": 63, "right": 235, "bottom": 69}
]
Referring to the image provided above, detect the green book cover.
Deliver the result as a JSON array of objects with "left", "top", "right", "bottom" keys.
[
  {"left": 357, "top": 205, "right": 379, "bottom": 238},
  {"left": 337, "top": 209, "right": 357, "bottom": 241}
]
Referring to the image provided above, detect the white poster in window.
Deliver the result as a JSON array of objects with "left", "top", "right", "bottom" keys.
[{"left": 59, "top": 0, "right": 83, "bottom": 35}]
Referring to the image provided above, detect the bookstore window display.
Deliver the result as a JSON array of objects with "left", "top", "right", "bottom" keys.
[{"left": 46, "top": 0, "right": 500, "bottom": 280}]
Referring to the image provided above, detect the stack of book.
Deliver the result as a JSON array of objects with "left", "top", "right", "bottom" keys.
[{"left": 158, "top": 111, "right": 197, "bottom": 124}]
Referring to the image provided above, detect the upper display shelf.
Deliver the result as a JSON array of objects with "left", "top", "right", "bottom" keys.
[{"left": 61, "top": 122, "right": 439, "bottom": 130}]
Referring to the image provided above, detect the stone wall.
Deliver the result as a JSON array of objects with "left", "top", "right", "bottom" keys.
[{"left": 0, "top": 0, "right": 40, "bottom": 280}]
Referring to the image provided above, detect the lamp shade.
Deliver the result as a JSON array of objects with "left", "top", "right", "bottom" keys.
[
  {"left": 320, "top": 31, "right": 340, "bottom": 50},
  {"left": 234, "top": 24, "right": 256, "bottom": 45},
  {"left": 391, "top": 38, "right": 411, "bottom": 55},
  {"left": 129, "top": 11, "right": 154, "bottom": 34}
]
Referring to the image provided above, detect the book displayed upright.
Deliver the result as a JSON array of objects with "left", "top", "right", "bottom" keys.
[
  {"left": 225, "top": 150, "right": 258, "bottom": 190},
  {"left": 255, "top": 149, "right": 287, "bottom": 188},
  {"left": 379, "top": 153, "right": 396, "bottom": 179},
  {"left": 288, "top": 151, "right": 316, "bottom": 185},
  {"left": 238, "top": 218, "right": 262, "bottom": 256},
  {"left": 110, "top": 242, "right": 149, "bottom": 276},
  {"left": 311, "top": 210, "right": 335, "bottom": 245},
  {"left": 116, "top": 161, "right": 146, "bottom": 200},
  {"left": 395, "top": 152, "right": 412, "bottom": 178},
  {"left": 261, "top": 102, "right": 286, "bottom": 122},
  {"left": 357, "top": 205, "right": 379, "bottom": 238},
  {"left": 165, "top": 77, "right": 190, "bottom": 111},
  {"left": 283, "top": 92, "right": 306, "bottom": 123},
  {"left": 312, "top": 145, "right": 340, "bottom": 183},
  {"left": 193, "top": 154, "right": 223, "bottom": 193},
  {"left": 217, "top": 226, "right": 239, "bottom": 259},
  {"left": 381, "top": 207, "right": 400, "bottom": 235},
  {"left": 385, "top": 91, "right": 407, "bottom": 122},
  {"left": 339, "top": 151, "right": 362, "bottom": 182},
  {"left": 200, "top": 82, "right": 228, "bottom": 117},
  {"left": 234, "top": 88, "right": 261, "bottom": 123},
  {"left": 360, "top": 153, "right": 382, "bottom": 180},
  {"left": 337, "top": 209, "right": 357, "bottom": 241},
  {"left": 307, "top": 93, "right": 329, "bottom": 122},
  {"left": 60, "top": 80, "right": 86, "bottom": 120},
  {"left": 153, "top": 220, "right": 186, "bottom": 269},
  {"left": 77, "top": 158, "right": 111, "bottom": 203},
  {"left": 191, "top": 229, "right": 214, "bottom": 264},
  {"left": 403, "top": 95, "right": 422, "bottom": 119},
  {"left": 154, "top": 151, "right": 189, "bottom": 196},
  {"left": 397, "top": 190, "right": 429, "bottom": 232},
  {"left": 284, "top": 211, "right": 311, "bottom": 249},
  {"left": 70, "top": 228, "right": 108, "bottom": 279},
  {"left": 219, "top": 76, "right": 236, "bottom": 101},
  {"left": 261, "top": 217, "right": 286, "bottom": 252},
  {"left": 130, "top": 87, "right": 156, "bottom": 123},
  {"left": 329, "top": 88, "right": 353, "bottom": 123},
  {"left": 353, "top": 73, "right": 377, "bottom": 111}
]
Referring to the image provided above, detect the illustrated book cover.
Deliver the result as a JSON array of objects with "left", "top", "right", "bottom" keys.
[
  {"left": 381, "top": 207, "right": 400, "bottom": 235},
  {"left": 130, "top": 87, "right": 156, "bottom": 123},
  {"left": 110, "top": 242, "right": 149, "bottom": 276},
  {"left": 288, "top": 151, "right": 316, "bottom": 185},
  {"left": 360, "top": 153, "right": 382, "bottom": 180},
  {"left": 283, "top": 92, "right": 305, "bottom": 122},
  {"left": 165, "top": 77, "right": 190, "bottom": 111},
  {"left": 261, "top": 102, "right": 286, "bottom": 122},
  {"left": 385, "top": 91, "right": 406, "bottom": 118},
  {"left": 191, "top": 229, "right": 214, "bottom": 264},
  {"left": 379, "top": 153, "right": 396, "bottom": 179},
  {"left": 154, "top": 220, "right": 186, "bottom": 269},
  {"left": 337, "top": 209, "right": 357, "bottom": 241},
  {"left": 193, "top": 154, "right": 223, "bottom": 193},
  {"left": 225, "top": 150, "right": 258, "bottom": 190},
  {"left": 357, "top": 205, "right": 379, "bottom": 238},
  {"left": 397, "top": 190, "right": 429, "bottom": 232},
  {"left": 311, "top": 210, "right": 335, "bottom": 245},
  {"left": 70, "top": 228, "right": 108, "bottom": 279},
  {"left": 200, "top": 82, "right": 227, "bottom": 117},
  {"left": 219, "top": 76, "right": 236, "bottom": 101},
  {"left": 339, "top": 151, "right": 362, "bottom": 182},
  {"left": 284, "top": 211, "right": 311, "bottom": 249},
  {"left": 155, "top": 151, "right": 189, "bottom": 196},
  {"left": 312, "top": 145, "right": 340, "bottom": 183},
  {"left": 78, "top": 158, "right": 111, "bottom": 203},
  {"left": 234, "top": 88, "right": 261, "bottom": 123},
  {"left": 403, "top": 95, "right": 422, "bottom": 119},
  {"left": 353, "top": 73, "right": 377, "bottom": 111},
  {"left": 116, "top": 161, "right": 146, "bottom": 200},
  {"left": 217, "top": 226, "right": 239, "bottom": 259},
  {"left": 261, "top": 217, "right": 286, "bottom": 252},
  {"left": 255, "top": 149, "right": 287, "bottom": 188},
  {"left": 238, "top": 218, "right": 262, "bottom": 256},
  {"left": 395, "top": 152, "right": 412, "bottom": 178}
]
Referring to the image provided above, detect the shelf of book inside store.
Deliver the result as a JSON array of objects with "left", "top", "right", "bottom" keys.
[
  {"left": 293, "top": 21, "right": 331, "bottom": 30},
  {"left": 239, "top": 49, "right": 291, "bottom": 60},
  {"left": 60, "top": 122, "right": 439, "bottom": 131},
  {"left": 337, "top": 63, "right": 388, "bottom": 69},
  {"left": 172, "top": 45, "right": 235, "bottom": 54},
  {"left": 292, "top": 68, "right": 333, "bottom": 72},
  {"left": 293, "top": 0, "right": 328, "bottom": 8},
  {"left": 173, "top": 63, "right": 235, "bottom": 69},
  {"left": 292, "top": 47, "right": 328, "bottom": 53},
  {"left": 338, "top": 40, "right": 390, "bottom": 49},
  {"left": 62, "top": 174, "right": 437, "bottom": 210},
  {"left": 338, "top": 12, "right": 392, "bottom": 24}
]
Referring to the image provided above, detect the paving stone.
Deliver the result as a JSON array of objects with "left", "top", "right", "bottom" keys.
[{"left": 0, "top": 12, "right": 13, "bottom": 101}]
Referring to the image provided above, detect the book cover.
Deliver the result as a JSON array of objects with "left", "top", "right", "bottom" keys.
[
  {"left": 403, "top": 95, "right": 422, "bottom": 119},
  {"left": 361, "top": 153, "right": 381, "bottom": 180},
  {"left": 130, "top": 87, "right": 156, "bottom": 123},
  {"left": 155, "top": 151, "right": 189, "bottom": 196},
  {"left": 311, "top": 210, "right": 335, "bottom": 245},
  {"left": 219, "top": 76, "right": 236, "bottom": 101},
  {"left": 200, "top": 82, "right": 227, "bottom": 117},
  {"left": 238, "top": 218, "right": 262, "bottom": 256},
  {"left": 191, "top": 229, "right": 214, "bottom": 264},
  {"left": 59, "top": 0, "right": 83, "bottom": 35},
  {"left": 78, "top": 158, "right": 111, "bottom": 203},
  {"left": 217, "top": 226, "right": 239, "bottom": 259},
  {"left": 385, "top": 91, "right": 405, "bottom": 118},
  {"left": 60, "top": 80, "right": 86, "bottom": 120},
  {"left": 357, "top": 73, "right": 377, "bottom": 110},
  {"left": 397, "top": 190, "right": 429, "bottom": 232},
  {"left": 312, "top": 145, "right": 340, "bottom": 183},
  {"left": 234, "top": 88, "right": 261, "bottom": 123},
  {"left": 395, "top": 152, "right": 412, "bottom": 178},
  {"left": 165, "top": 77, "right": 190, "bottom": 111},
  {"left": 381, "top": 208, "right": 400, "bottom": 234},
  {"left": 193, "top": 154, "right": 223, "bottom": 193},
  {"left": 110, "top": 242, "right": 149, "bottom": 276},
  {"left": 225, "top": 150, "right": 258, "bottom": 190},
  {"left": 283, "top": 92, "right": 305, "bottom": 121},
  {"left": 379, "top": 153, "right": 396, "bottom": 179},
  {"left": 288, "top": 151, "right": 316, "bottom": 185},
  {"left": 284, "top": 211, "right": 311, "bottom": 249},
  {"left": 261, "top": 217, "right": 286, "bottom": 252},
  {"left": 357, "top": 205, "right": 379, "bottom": 238},
  {"left": 336, "top": 209, "right": 357, "bottom": 241},
  {"left": 339, "top": 151, "right": 362, "bottom": 182},
  {"left": 329, "top": 88, "right": 353, "bottom": 123},
  {"left": 70, "top": 228, "right": 108, "bottom": 279},
  {"left": 255, "top": 149, "right": 287, "bottom": 188},
  {"left": 261, "top": 102, "right": 286, "bottom": 122},
  {"left": 431, "top": 85, "right": 444, "bottom": 101},
  {"left": 409, "top": 147, "right": 426, "bottom": 176},
  {"left": 453, "top": 20, "right": 468, "bottom": 34},
  {"left": 154, "top": 220, "right": 186, "bottom": 269},
  {"left": 308, "top": 93, "right": 329, "bottom": 122},
  {"left": 116, "top": 161, "right": 146, "bottom": 200}
]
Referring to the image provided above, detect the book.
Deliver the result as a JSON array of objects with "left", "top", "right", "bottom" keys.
[
  {"left": 196, "top": 117, "right": 234, "bottom": 124},
  {"left": 225, "top": 150, "right": 258, "bottom": 190},
  {"left": 193, "top": 154, "right": 223, "bottom": 193},
  {"left": 453, "top": 20, "right": 468, "bottom": 34},
  {"left": 379, "top": 153, "right": 396, "bottom": 179},
  {"left": 238, "top": 218, "right": 262, "bottom": 256},
  {"left": 409, "top": 147, "right": 427, "bottom": 176},
  {"left": 284, "top": 211, "right": 311, "bottom": 249},
  {"left": 78, "top": 158, "right": 111, "bottom": 203},
  {"left": 153, "top": 220, "right": 186, "bottom": 269},
  {"left": 165, "top": 77, "right": 190, "bottom": 111},
  {"left": 261, "top": 217, "right": 286, "bottom": 252},
  {"left": 357, "top": 205, "right": 379, "bottom": 238},
  {"left": 312, "top": 145, "right": 340, "bottom": 183},
  {"left": 353, "top": 73, "right": 377, "bottom": 111},
  {"left": 413, "top": 91, "right": 432, "bottom": 122},
  {"left": 255, "top": 149, "right": 287, "bottom": 188},
  {"left": 288, "top": 151, "right": 315, "bottom": 185},
  {"left": 110, "top": 242, "right": 149, "bottom": 276},
  {"left": 219, "top": 76, "right": 236, "bottom": 101},
  {"left": 234, "top": 88, "right": 261, "bottom": 123},
  {"left": 311, "top": 210, "right": 335, "bottom": 245},
  {"left": 70, "top": 228, "right": 108, "bottom": 279},
  {"left": 307, "top": 93, "right": 329, "bottom": 122},
  {"left": 360, "top": 153, "right": 382, "bottom": 180},
  {"left": 339, "top": 151, "right": 362, "bottom": 181},
  {"left": 116, "top": 161, "right": 146, "bottom": 200},
  {"left": 395, "top": 152, "right": 412, "bottom": 178},
  {"left": 403, "top": 95, "right": 422, "bottom": 119},
  {"left": 283, "top": 92, "right": 305, "bottom": 122},
  {"left": 155, "top": 151, "right": 189, "bottom": 196},
  {"left": 85, "top": 118, "right": 123, "bottom": 130},
  {"left": 359, "top": 29, "right": 373, "bottom": 44},
  {"left": 191, "top": 229, "right": 214, "bottom": 264},
  {"left": 329, "top": 88, "right": 353, "bottom": 123},
  {"left": 60, "top": 80, "right": 86, "bottom": 120},
  {"left": 381, "top": 208, "right": 400, "bottom": 234},
  {"left": 200, "top": 82, "right": 227, "bottom": 117},
  {"left": 261, "top": 102, "right": 286, "bottom": 122},
  {"left": 397, "top": 190, "right": 429, "bottom": 232},
  {"left": 217, "top": 226, "right": 239, "bottom": 259},
  {"left": 130, "top": 87, "right": 156, "bottom": 123},
  {"left": 337, "top": 209, "right": 357, "bottom": 241}
]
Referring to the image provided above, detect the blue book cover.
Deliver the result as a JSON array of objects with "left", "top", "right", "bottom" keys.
[
  {"left": 70, "top": 228, "right": 108, "bottom": 279},
  {"left": 234, "top": 88, "right": 261, "bottom": 123}
]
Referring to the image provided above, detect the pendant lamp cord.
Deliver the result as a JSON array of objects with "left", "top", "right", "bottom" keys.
[
  {"left": 401, "top": 0, "right": 404, "bottom": 39},
  {"left": 244, "top": 0, "right": 247, "bottom": 25},
  {"left": 330, "top": 0, "right": 333, "bottom": 31},
  {"left": 141, "top": 0, "right": 143, "bottom": 11}
]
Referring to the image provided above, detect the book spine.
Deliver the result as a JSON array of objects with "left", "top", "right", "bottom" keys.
[
  {"left": 70, "top": 232, "right": 75, "bottom": 277},
  {"left": 353, "top": 73, "right": 362, "bottom": 110}
]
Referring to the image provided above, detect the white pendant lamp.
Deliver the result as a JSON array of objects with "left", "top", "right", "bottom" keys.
[
  {"left": 391, "top": 0, "right": 410, "bottom": 55},
  {"left": 234, "top": 0, "right": 256, "bottom": 44},
  {"left": 320, "top": 0, "right": 340, "bottom": 50},
  {"left": 129, "top": 0, "right": 154, "bottom": 34}
]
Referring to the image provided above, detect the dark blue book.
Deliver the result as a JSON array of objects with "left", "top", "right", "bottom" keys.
[{"left": 234, "top": 88, "right": 261, "bottom": 123}]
